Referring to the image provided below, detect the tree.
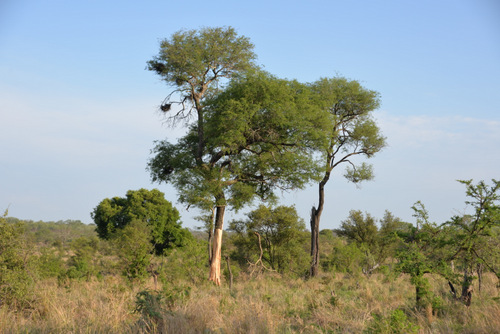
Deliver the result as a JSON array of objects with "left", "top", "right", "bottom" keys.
[
  {"left": 91, "top": 188, "right": 190, "bottom": 255},
  {"left": 0, "top": 209, "right": 35, "bottom": 308},
  {"left": 395, "top": 202, "right": 444, "bottom": 312},
  {"left": 149, "top": 71, "right": 325, "bottom": 284},
  {"left": 444, "top": 179, "right": 500, "bottom": 306},
  {"left": 308, "top": 77, "right": 386, "bottom": 276},
  {"left": 336, "top": 210, "right": 380, "bottom": 275},
  {"left": 229, "top": 204, "right": 309, "bottom": 275},
  {"left": 147, "top": 26, "right": 258, "bottom": 285},
  {"left": 114, "top": 220, "right": 154, "bottom": 281},
  {"left": 336, "top": 210, "right": 378, "bottom": 247}
]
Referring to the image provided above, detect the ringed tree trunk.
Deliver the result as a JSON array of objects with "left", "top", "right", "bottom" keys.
[{"left": 209, "top": 204, "right": 225, "bottom": 285}]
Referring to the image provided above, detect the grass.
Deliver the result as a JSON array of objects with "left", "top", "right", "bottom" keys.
[{"left": 1, "top": 271, "right": 498, "bottom": 333}]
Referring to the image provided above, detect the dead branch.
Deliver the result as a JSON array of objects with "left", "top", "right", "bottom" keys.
[{"left": 247, "top": 232, "right": 276, "bottom": 277}]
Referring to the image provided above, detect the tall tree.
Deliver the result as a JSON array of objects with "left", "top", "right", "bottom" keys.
[
  {"left": 308, "top": 77, "right": 386, "bottom": 276},
  {"left": 149, "top": 71, "right": 325, "bottom": 284},
  {"left": 147, "top": 27, "right": 257, "bottom": 284}
]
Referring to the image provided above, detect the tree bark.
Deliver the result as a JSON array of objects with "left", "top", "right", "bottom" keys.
[
  {"left": 310, "top": 173, "right": 329, "bottom": 277},
  {"left": 225, "top": 255, "right": 233, "bottom": 290},
  {"left": 209, "top": 205, "right": 225, "bottom": 285},
  {"left": 310, "top": 206, "right": 320, "bottom": 277},
  {"left": 207, "top": 207, "right": 215, "bottom": 265},
  {"left": 461, "top": 268, "right": 473, "bottom": 307},
  {"left": 477, "top": 263, "right": 483, "bottom": 293}
]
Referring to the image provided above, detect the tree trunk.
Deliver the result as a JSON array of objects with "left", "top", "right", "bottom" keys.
[
  {"left": 310, "top": 206, "right": 320, "bottom": 277},
  {"left": 207, "top": 207, "right": 215, "bottom": 265},
  {"left": 225, "top": 255, "right": 233, "bottom": 290},
  {"left": 208, "top": 229, "right": 213, "bottom": 264},
  {"left": 209, "top": 205, "right": 225, "bottom": 286},
  {"left": 477, "top": 263, "right": 483, "bottom": 293},
  {"left": 461, "top": 268, "right": 473, "bottom": 307},
  {"left": 310, "top": 174, "right": 329, "bottom": 277}
]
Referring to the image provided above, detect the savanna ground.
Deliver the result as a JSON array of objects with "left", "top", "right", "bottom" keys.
[{"left": 1, "top": 270, "right": 499, "bottom": 333}]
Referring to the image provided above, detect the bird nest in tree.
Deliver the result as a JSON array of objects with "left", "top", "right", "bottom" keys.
[{"left": 160, "top": 103, "right": 171, "bottom": 112}]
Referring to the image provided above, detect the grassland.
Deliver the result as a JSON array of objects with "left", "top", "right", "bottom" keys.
[{"left": 1, "top": 271, "right": 499, "bottom": 333}]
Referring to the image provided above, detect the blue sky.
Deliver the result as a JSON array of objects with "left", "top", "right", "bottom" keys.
[{"left": 1, "top": 0, "right": 499, "bottom": 229}]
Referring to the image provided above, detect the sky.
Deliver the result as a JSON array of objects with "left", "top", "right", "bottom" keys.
[{"left": 1, "top": 0, "right": 499, "bottom": 230}]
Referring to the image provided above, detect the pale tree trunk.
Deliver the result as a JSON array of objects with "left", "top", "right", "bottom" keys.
[{"left": 209, "top": 205, "right": 225, "bottom": 285}]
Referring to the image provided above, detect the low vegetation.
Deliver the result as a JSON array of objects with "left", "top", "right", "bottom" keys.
[{"left": 0, "top": 180, "right": 498, "bottom": 333}]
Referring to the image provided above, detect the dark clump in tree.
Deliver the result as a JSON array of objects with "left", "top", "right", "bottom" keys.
[{"left": 91, "top": 188, "right": 191, "bottom": 255}]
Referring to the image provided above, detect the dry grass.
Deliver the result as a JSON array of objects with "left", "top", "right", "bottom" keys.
[{"left": 1, "top": 272, "right": 498, "bottom": 333}]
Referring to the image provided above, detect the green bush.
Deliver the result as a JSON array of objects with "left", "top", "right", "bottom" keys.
[
  {"left": 366, "top": 309, "right": 419, "bottom": 334},
  {"left": 114, "top": 220, "right": 153, "bottom": 281},
  {"left": 0, "top": 211, "right": 36, "bottom": 309},
  {"left": 35, "top": 247, "right": 66, "bottom": 279}
]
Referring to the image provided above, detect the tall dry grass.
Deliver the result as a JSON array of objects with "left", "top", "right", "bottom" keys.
[{"left": 1, "top": 272, "right": 498, "bottom": 333}]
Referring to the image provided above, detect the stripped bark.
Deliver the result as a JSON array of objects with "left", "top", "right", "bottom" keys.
[{"left": 208, "top": 205, "right": 225, "bottom": 285}]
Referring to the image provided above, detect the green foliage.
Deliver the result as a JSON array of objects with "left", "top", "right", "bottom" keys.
[
  {"left": 35, "top": 247, "right": 66, "bottom": 279},
  {"left": 20, "top": 219, "right": 95, "bottom": 247},
  {"left": 160, "top": 238, "right": 208, "bottom": 284},
  {"left": 229, "top": 204, "right": 309, "bottom": 276},
  {"left": 309, "top": 76, "right": 386, "bottom": 180},
  {"left": 336, "top": 210, "right": 378, "bottom": 249},
  {"left": 327, "top": 240, "right": 365, "bottom": 275},
  {"left": 335, "top": 210, "right": 383, "bottom": 275},
  {"left": 149, "top": 71, "right": 328, "bottom": 214},
  {"left": 134, "top": 289, "right": 165, "bottom": 332},
  {"left": 308, "top": 76, "right": 386, "bottom": 277},
  {"left": 114, "top": 220, "right": 153, "bottom": 281},
  {"left": 66, "top": 236, "right": 100, "bottom": 280},
  {"left": 366, "top": 309, "right": 419, "bottom": 334},
  {"left": 147, "top": 26, "right": 257, "bottom": 119},
  {"left": 0, "top": 210, "right": 35, "bottom": 309},
  {"left": 445, "top": 179, "right": 500, "bottom": 277},
  {"left": 378, "top": 211, "right": 410, "bottom": 262},
  {"left": 395, "top": 202, "right": 444, "bottom": 309},
  {"left": 92, "top": 188, "right": 191, "bottom": 254}
]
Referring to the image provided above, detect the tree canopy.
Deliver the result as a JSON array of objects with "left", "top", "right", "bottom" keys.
[{"left": 91, "top": 188, "right": 191, "bottom": 255}]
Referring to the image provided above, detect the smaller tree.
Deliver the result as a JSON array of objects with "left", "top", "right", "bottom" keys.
[
  {"left": 444, "top": 179, "right": 500, "bottom": 306},
  {"left": 335, "top": 210, "right": 380, "bottom": 275},
  {"left": 65, "top": 236, "right": 100, "bottom": 280},
  {"left": 308, "top": 77, "right": 386, "bottom": 277},
  {"left": 114, "top": 220, "right": 154, "bottom": 281},
  {"left": 0, "top": 210, "right": 35, "bottom": 309},
  {"left": 229, "top": 204, "right": 309, "bottom": 276},
  {"left": 378, "top": 210, "right": 412, "bottom": 263},
  {"left": 395, "top": 202, "right": 444, "bottom": 312},
  {"left": 91, "top": 188, "right": 191, "bottom": 254}
]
